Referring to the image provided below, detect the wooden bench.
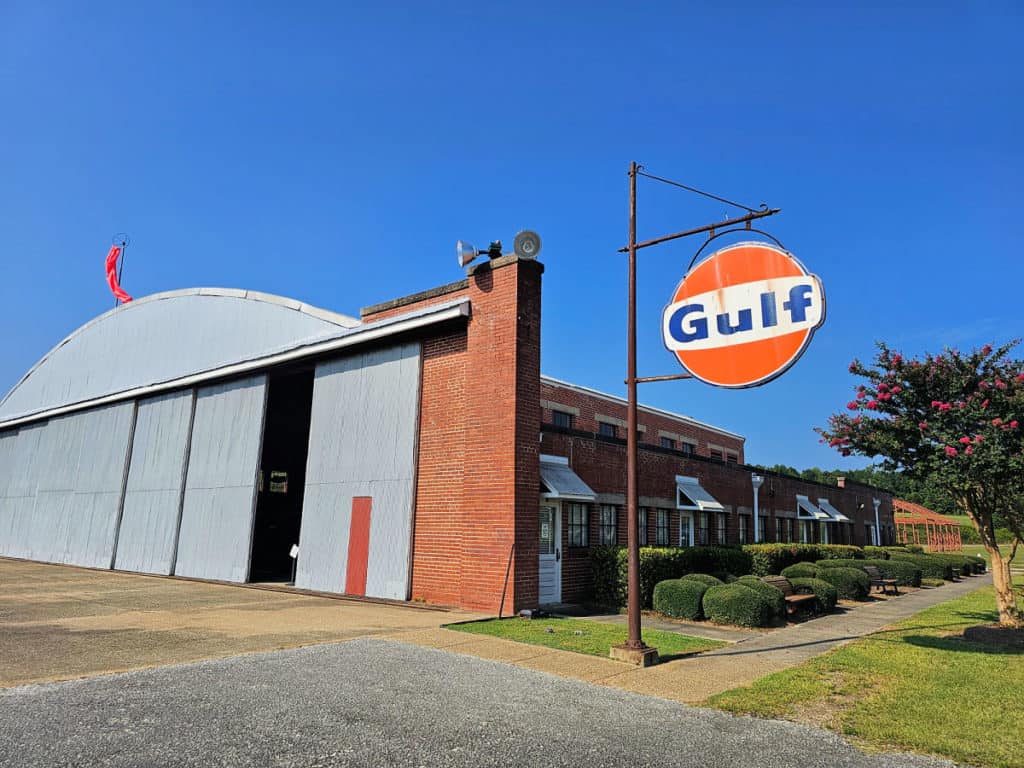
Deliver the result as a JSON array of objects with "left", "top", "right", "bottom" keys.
[
  {"left": 863, "top": 565, "right": 899, "bottom": 595},
  {"left": 761, "top": 576, "right": 818, "bottom": 617}
]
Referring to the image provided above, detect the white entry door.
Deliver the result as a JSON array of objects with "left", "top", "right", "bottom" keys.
[{"left": 538, "top": 505, "right": 561, "bottom": 604}]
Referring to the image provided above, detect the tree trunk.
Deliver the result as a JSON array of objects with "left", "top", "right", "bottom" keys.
[{"left": 987, "top": 546, "right": 1022, "bottom": 628}]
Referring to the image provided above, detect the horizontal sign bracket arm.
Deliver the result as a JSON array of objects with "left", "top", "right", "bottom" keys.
[
  {"left": 629, "top": 373, "right": 695, "bottom": 384},
  {"left": 617, "top": 208, "right": 781, "bottom": 253}
]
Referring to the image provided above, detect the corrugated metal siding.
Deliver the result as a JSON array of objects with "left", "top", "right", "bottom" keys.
[
  {"left": 0, "top": 422, "right": 47, "bottom": 559},
  {"left": 114, "top": 390, "right": 195, "bottom": 575},
  {"left": 23, "top": 404, "right": 134, "bottom": 567},
  {"left": 296, "top": 343, "right": 420, "bottom": 599},
  {"left": 0, "top": 428, "right": 21, "bottom": 556},
  {"left": 174, "top": 376, "right": 266, "bottom": 582}
]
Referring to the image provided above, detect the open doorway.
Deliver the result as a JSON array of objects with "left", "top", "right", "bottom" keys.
[{"left": 250, "top": 367, "right": 315, "bottom": 582}]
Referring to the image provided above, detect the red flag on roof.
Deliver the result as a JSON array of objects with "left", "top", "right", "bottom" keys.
[{"left": 105, "top": 245, "right": 132, "bottom": 303}]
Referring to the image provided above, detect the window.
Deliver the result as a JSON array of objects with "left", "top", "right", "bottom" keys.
[
  {"left": 800, "top": 521, "right": 810, "bottom": 544},
  {"left": 725, "top": 451, "right": 739, "bottom": 465},
  {"left": 788, "top": 519, "right": 796, "bottom": 543},
  {"left": 656, "top": 509, "right": 669, "bottom": 546},
  {"left": 697, "top": 512, "right": 710, "bottom": 545},
  {"left": 716, "top": 513, "right": 727, "bottom": 544},
  {"left": 679, "top": 514, "right": 692, "bottom": 547},
  {"left": 758, "top": 516, "right": 767, "bottom": 543},
  {"left": 599, "top": 505, "right": 617, "bottom": 545},
  {"left": 709, "top": 447, "right": 724, "bottom": 461},
  {"left": 775, "top": 517, "right": 783, "bottom": 543},
  {"left": 681, "top": 442, "right": 695, "bottom": 456},
  {"left": 639, "top": 508, "right": 648, "bottom": 546},
  {"left": 660, "top": 436, "right": 676, "bottom": 450},
  {"left": 738, "top": 515, "right": 748, "bottom": 544},
  {"left": 865, "top": 523, "right": 875, "bottom": 546},
  {"left": 598, "top": 421, "right": 617, "bottom": 438},
  {"left": 567, "top": 503, "right": 588, "bottom": 547},
  {"left": 551, "top": 410, "right": 574, "bottom": 429}
]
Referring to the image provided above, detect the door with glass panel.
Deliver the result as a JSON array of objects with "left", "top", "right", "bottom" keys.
[{"left": 538, "top": 505, "right": 561, "bottom": 604}]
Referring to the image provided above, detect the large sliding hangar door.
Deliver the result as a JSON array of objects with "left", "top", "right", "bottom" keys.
[
  {"left": 0, "top": 289, "right": 454, "bottom": 601},
  {"left": 296, "top": 343, "right": 420, "bottom": 599}
]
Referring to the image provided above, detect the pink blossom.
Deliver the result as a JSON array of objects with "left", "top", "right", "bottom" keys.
[
  {"left": 865, "top": 400, "right": 879, "bottom": 410},
  {"left": 1012, "top": 420, "right": 1020, "bottom": 429},
  {"left": 891, "top": 386, "right": 901, "bottom": 394},
  {"left": 877, "top": 383, "right": 889, "bottom": 393},
  {"left": 981, "top": 399, "right": 990, "bottom": 409},
  {"left": 848, "top": 362, "right": 857, "bottom": 373},
  {"left": 938, "top": 403, "right": 952, "bottom": 412},
  {"left": 829, "top": 438, "right": 842, "bottom": 447},
  {"left": 846, "top": 401, "right": 858, "bottom": 411},
  {"left": 892, "top": 354, "right": 902, "bottom": 364},
  {"left": 965, "top": 446, "right": 973, "bottom": 456},
  {"left": 945, "top": 446, "right": 958, "bottom": 457},
  {"left": 856, "top": 390, "right": 867, "bottom": 400},
  {"left": 931, "top": 400, "right": 943, "bottom": 407},
  {"left": 982, "top": 344, "right": 993, "bottom": 355},
  {"left": 918, "top": 421, "right": 928, "bottom": 429},
  {"left": 996, "top": 379, "right": 1007, "bottom": 390},
  {"left": 979, "top": 381, "right": 990, "bottom": 390},
  {"left": 959, "top": 436, "right": 971, "bottom": 444},
  {"left": 1016, "top": 373, "right": 1024, "bottom": 382},
  {"left": 993, "top": 418, "right": 1003, "bottom": 426}
]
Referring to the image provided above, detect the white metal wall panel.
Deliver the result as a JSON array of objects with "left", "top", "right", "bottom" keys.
[
  {"left": 296, "top": 343, "right": 420, "bottom": 599},
  {"left": 0, "top": 429, "right": 20, "bottom": 555},
  {"left": 0, "top": 422, "right": 47, "bottom": 559},
  {"left": 114, "top": 391, "right": 194, "bottom": 575},
  {"left": 28, "top": 405, "right": 134, "bottom": 568},
  {"left": 174, "top": 376, "right": 266, "bottom": 582}
]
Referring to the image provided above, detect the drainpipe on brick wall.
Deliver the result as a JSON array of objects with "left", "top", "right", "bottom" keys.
[
  {"left": 872, "top": 498, "right": 881, "bottom": 546},
  {"left": 751, "top": 474, "right": 764, "bottom": 543}
]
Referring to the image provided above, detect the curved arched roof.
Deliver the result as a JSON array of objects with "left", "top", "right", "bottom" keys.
[{"left": 0, "top": 288, "right": 361, "bottom": 424}]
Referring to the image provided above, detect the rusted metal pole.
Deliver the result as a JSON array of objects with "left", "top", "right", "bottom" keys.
[
  {"left": 625, "top": 161, "right": 644, "bottom": 651},
  {"left": 617, "top": 208, "right": 780, "bottom": 253}
]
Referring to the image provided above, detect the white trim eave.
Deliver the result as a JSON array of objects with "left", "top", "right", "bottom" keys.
[
  {"left": 540, "top": 374, "right": 744, "bottom": 442},
  {"left": 0, "top": 298, "right": 470, "bottom": 430}
]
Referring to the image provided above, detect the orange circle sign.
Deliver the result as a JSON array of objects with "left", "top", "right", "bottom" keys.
[{"left": 661, "top": 242, "right": 825, "bottom": 388}]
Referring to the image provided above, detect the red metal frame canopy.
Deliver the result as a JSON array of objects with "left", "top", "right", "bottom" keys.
[{"left": 893, "top": 499, "right": 963, "bottom": 552}]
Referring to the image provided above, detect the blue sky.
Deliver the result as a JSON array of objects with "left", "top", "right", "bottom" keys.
[{"left": 1, "top": 2, "right": 1020, "bottom": 470}]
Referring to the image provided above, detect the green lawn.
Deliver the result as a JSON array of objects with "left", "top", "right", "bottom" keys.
[
  {"left": 705, "top": 578, "right": 1024, "bottom": 768},
  {"left": 445, "top": 616, "right": 724, "bottom": 660}
]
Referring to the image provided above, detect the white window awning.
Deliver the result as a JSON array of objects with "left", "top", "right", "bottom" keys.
[
  {"left": 796, "top": 495, "right": 831, "bottom": 520},
  {"left": 540, "top": 455, "right": 596, "bottom": 501},
  {"left": 676, "top": 475, "right": 725, "bottom": 512},
  {"left": 817, "top": 498, "right": 852, "bottom": 523}
]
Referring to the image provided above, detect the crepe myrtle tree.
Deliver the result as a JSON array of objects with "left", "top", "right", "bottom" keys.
[{"left": 818, "top": 341, "right": 1024, "bottom": 628}]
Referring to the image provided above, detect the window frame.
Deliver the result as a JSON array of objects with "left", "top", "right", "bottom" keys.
[
  {"left": 660, "top": 436, "right": 676, "bottom": 450},
  {"left": 597, "top": 421, "right": 617, "bottom": 438},
  {"left": 716, "top": 513, "right": 728, "bottom": 544},
  {"left": 567, "top": 502, "right": 589, "bottom": 548},
  {"left": 551, "top": 410, "right": 574, "bottom": 429},
  {"left": 599, "top": 504, "right": 617, "bottom": 546},
  {"left": 639, "top": 508, "right": 649, "bottom": 546},
  {"left": 656, "top": 509, "right": 669, "bottom": 546}
]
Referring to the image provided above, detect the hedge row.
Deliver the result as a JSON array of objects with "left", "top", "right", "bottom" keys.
[
  {"left": 742, "top": 544, "right": 864, "bottom": 576},
  {"left": 816, "top": 558, "right": 922, "bottom": 587},
  {"left": 789, "top": 577, "right": 838, "bottom": 612},
  {"left": 653, "top": 579, "right": 708, "bottom": 620},
  {"left": 814, "top": 566, "right": 870, "bottom": 600},
  {"left": 703, "top": 583, "right": 773, "bottom": 627},
  {"left": 590, "top": 546, "right": 753, "bottom": 608}
]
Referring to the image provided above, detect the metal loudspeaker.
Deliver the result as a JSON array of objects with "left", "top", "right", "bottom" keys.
[
  {"left": 456, "top": 240, "right": 478, "bottom": 268},
  {"left": 513, "top": 230, "right": 542, "bottom": 260}
]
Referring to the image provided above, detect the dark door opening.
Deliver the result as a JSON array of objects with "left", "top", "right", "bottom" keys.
[{"left": 250, "top": 368, "right": 315, "bottom": 582}]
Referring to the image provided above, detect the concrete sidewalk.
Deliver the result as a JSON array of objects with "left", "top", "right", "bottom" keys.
[{"left": 390, "top": 576, "right": 987, "bottom": 704}]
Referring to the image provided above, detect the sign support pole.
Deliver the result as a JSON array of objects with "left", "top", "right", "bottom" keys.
[{"left": 614, "top": 162, "right": 782, "bottom": 665}]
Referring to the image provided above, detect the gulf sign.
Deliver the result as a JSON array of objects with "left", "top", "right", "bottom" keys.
[{"left": 661, "top": 242, "right": 825, "bottom": 388}]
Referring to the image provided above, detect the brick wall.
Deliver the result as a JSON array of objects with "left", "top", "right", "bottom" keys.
[
  {"left": 367, "top": 256, "right": 543, "bottom": 612},
  {"left": 542, "top": 430, "right": 895, "bottom": 603},
  {"left": 540, "top": 379, "right": 745, "bottom": 462}
]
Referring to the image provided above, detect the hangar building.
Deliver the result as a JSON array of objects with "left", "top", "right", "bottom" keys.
[{"left": 0, "top": 254, "right": 894, "bottom": 611}]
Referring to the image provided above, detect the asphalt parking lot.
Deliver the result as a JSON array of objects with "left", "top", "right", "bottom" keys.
[
  {"left": 0, "top": 558, "right": 478, "bottom": 687},
  {"left": 0, "top": 639, "right": 953, "bottom": 768}
]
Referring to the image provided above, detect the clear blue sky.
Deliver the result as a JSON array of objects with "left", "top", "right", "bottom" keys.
[{"left": 1, "top": 2, "right": 1020, "bottom": 470}]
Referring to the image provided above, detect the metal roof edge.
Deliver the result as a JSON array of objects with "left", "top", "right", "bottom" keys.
[{"left": 0, "top": 298, "right": 470, "bottom": 430}]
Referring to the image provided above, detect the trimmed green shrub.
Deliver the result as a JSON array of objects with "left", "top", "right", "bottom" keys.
[
  {"left": 789, "top": 577, "right": 838, "bottom": 612},
  {"left": 742, "top": 544, "right": 865, "bottom": 576},
  {"left": 653, "top": 579, "right": 707, "bottom": 620},
  {"left": 590, "top": 546, "right": 753, "bottom": 608},
  {"left": 863, "top": 546, "right": 890, "bottom": 560},
  {"left": 815, "top": 566, "right": 870, "bottom": 601},
  {"left": 681, "top": 573, "right": 724, "bottom": 587},
  {"left": 702, "top": 584, "right": 772, "bottom": 627},
  {"left": 904, "top": 544, "right": 925, "bottom": 554},
  {"left": 780, "top": 563, "right": 820, "bottom": 579},
  {"left": 735, "top": 576, "right": 786, "bottom": 621},
  {"left": 710, "top": 571, "right": 738, "bottom": 584},
  {"left": 888, "top": 553, "right": 953, "bottom": 580},
  {"left": 921, "top": 577, "right": 945, "bottom": 588}
]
